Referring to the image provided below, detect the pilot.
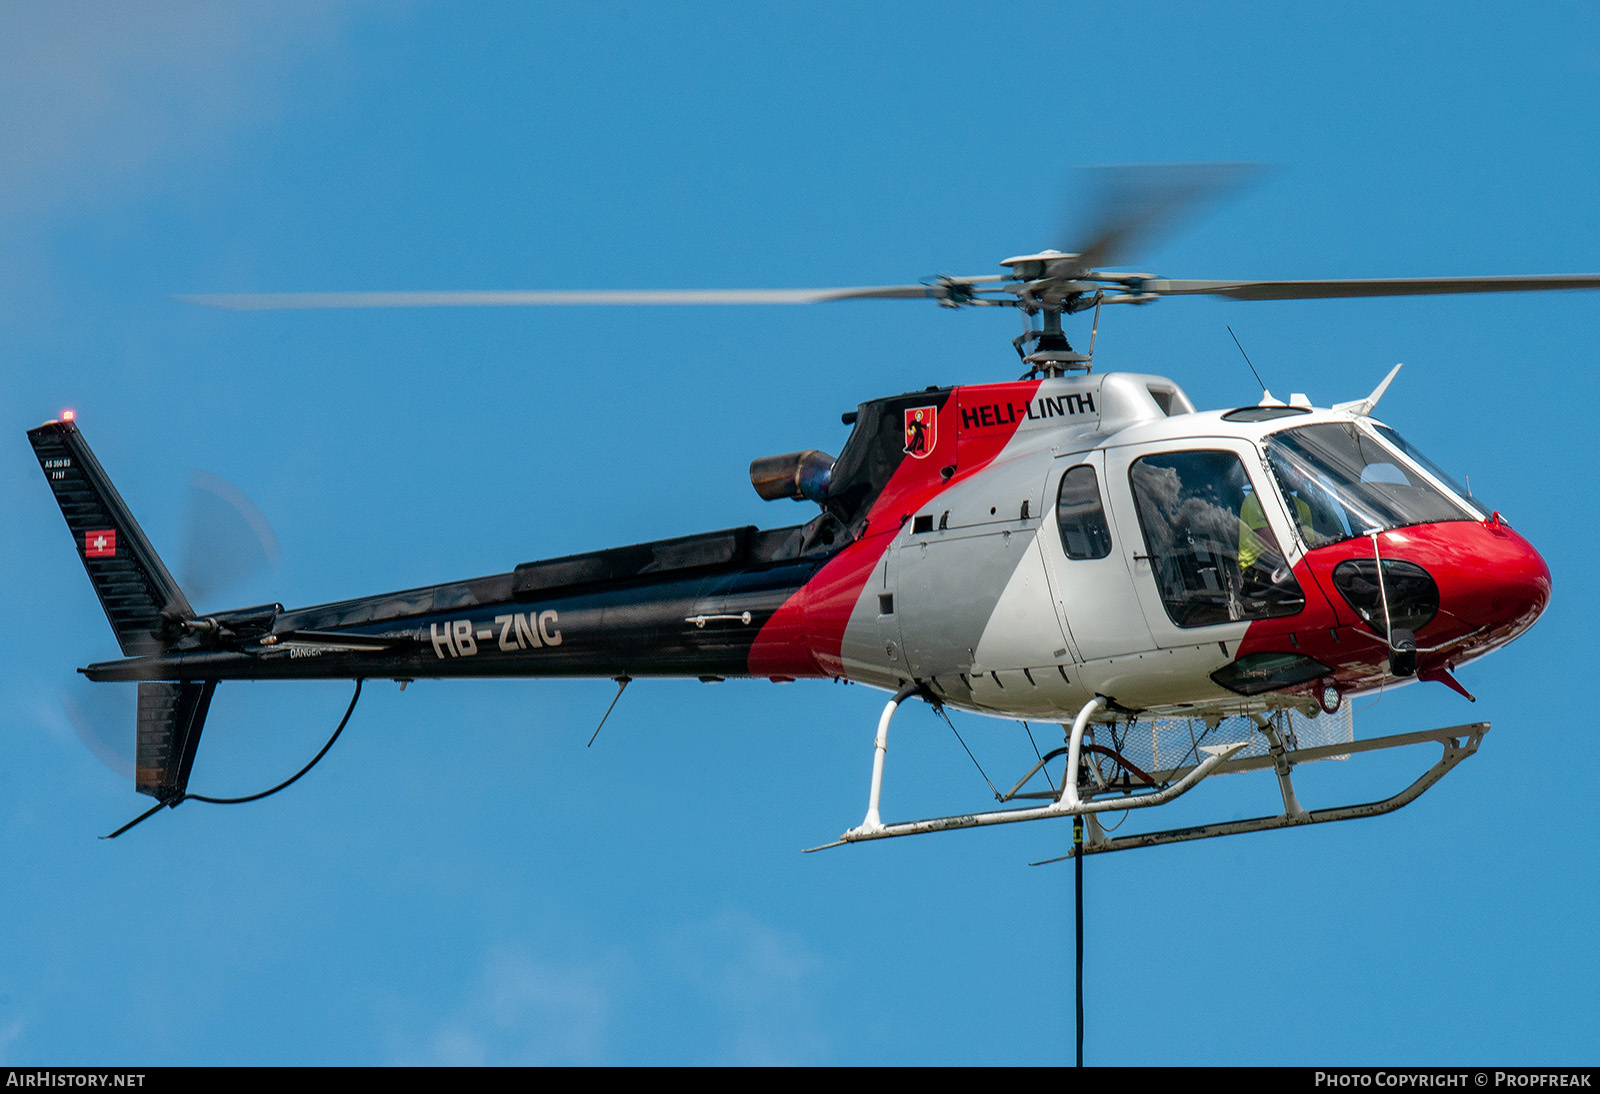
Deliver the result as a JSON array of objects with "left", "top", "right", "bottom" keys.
[
  {"left": 1239, "top": 485, "right": 1313, "bottom": 571},
  {"left": 1237, "top": 486, "right": 1313, "bottom": 613}
]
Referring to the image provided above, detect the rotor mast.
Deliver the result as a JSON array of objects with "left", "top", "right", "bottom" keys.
[{"left": 1002, "top": 250, "right": 1109, "bottom": 377}]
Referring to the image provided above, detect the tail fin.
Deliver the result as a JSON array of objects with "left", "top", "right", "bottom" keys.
[
  {"left": 29, "top": 417, "right": 194, "bottom": 655},
  {"left": 137, "top": 681, "right": 216, "bottom": 802}
]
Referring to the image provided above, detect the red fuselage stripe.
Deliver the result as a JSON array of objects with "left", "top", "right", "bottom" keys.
[{"left": 748, "top": 381, "right": 1043, "bottom": 677}]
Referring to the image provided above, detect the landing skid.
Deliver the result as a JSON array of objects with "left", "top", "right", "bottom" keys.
[
  {"left": 1048, "top": 722, "right": 1486, "bottom": 859},
  {"left": 805, "top": 688, "right": 1487, "bottom": 857}
]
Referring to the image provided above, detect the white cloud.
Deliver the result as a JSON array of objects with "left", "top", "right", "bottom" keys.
[
  {"left": 669, "top": 909, "right": 831, "bottom": 1065},
  {"left": 399, "top": 946, "right": 615, "bottom": 1066},
  {"left": 0, "top": 1016, "right": 24, "bottom": 1064},
  {"left": 398, "top": 910, "right": 832, "bottom": 1066}
]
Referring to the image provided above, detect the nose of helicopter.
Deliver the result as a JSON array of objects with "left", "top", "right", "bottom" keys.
[
  {"left": 1337, "top": 517, "right": 1552, "bottom": 649},
  {"left": 1432, "top": 517, "right": 1549, "bottom": 639}
]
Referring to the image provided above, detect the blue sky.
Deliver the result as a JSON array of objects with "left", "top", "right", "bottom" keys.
[{"left": 3, "top": 1, "right": 1597, "bottom": 1065}]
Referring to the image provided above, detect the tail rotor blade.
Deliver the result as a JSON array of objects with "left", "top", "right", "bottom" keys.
[
  {"left": 56, "top": 465, "right": 278, "bottom": 781},
  {"left": 61, "top": 678, "right": 135, "bottom": 781},
  {"left": 180, "top": 469, "right": 283, "bottom": 610}
]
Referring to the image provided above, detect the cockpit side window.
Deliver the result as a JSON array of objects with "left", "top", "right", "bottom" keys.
[
  {"left": 1128, "top": 450, "right": 1305, "bottom": 628},
  {"left": 1056, "top": 464, "right": 1112, "bottom": 560}
]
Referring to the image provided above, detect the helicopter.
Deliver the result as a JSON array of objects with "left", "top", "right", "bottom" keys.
[{"left": 31, "top": 169, "right": 1572, "bottom": 851}]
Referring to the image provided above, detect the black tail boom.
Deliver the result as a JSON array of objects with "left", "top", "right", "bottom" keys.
[{"left": 80, "top": 526, "right": 828, "bottom": 684}]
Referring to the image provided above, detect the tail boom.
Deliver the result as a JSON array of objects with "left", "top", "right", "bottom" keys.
[{"left": 80, "top": 550, "right": 828, "bottom": 684}]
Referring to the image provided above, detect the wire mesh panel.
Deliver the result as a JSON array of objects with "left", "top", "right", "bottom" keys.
[{"left": 1087, "top": 705, "right": 1353, "bottom": 785}]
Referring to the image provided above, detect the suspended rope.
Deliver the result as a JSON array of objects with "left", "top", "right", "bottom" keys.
[
  {"left": 188, "top": 679, "right": 364, "bottom": 804},
  {"left": 1075, "top": 812, "right": 1085, "bottom": 1068},
  {"left": 104, "top": 679, "right": 364, "bottom": 838}
]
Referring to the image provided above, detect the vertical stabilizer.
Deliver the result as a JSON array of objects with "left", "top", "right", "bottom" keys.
[
  {"left": 136, "top": 681, "right": 216, "bottom": 802},
  {"left": 28, "top": 418, "right": 194, "bottom": 655}
]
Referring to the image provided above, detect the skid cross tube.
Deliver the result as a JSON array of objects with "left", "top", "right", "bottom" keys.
[{"left": 811, "top": 695, "right": 1245, "bottom": 849}]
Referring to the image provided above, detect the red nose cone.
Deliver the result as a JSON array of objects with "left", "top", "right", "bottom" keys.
[
  {"left": 1299, "top": 519, "right": 1550, "bottom": 671},
  {"left": 1349, "top": 520, "right": 1550, "bottom": 650},
  {"left": 1435, "top": 518, "right": 1552, "bottom": 641}
]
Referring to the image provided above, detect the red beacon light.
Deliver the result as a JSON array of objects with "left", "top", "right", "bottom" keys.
[{"left": 60, "top": 409, "right": 75, "bottom": 423}]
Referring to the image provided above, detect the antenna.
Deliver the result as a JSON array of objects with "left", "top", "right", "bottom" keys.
[{"left": 1227, "top": 325, "right": 1267, "bottom": 394}]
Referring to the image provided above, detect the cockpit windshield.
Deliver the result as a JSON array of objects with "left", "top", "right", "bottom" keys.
[
  {"left": 1264, "top": 423, "right": 1476, "bottom": 548},
  {"left": 1371, "top": 423, "right": 1488, "bottom": 519}
]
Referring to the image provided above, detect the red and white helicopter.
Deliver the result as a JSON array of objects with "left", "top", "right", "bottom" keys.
[{"left": 35, "top": 169, "right": 1570, "bottom": 851}]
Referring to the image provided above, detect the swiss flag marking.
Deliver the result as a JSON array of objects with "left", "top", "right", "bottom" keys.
[{"left": 84, "top": 529, "right": 117, "bottom": 558}]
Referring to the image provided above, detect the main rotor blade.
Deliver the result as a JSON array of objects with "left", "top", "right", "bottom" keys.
[
  {"left": 177, "top": 286, "right": 947, "bottom": 311},
  {"left": 1147, "top": 274, "right": 1600, "bottom": 301},
  {"left": 1067, "top": 163, "right": 1263, "bottom": 272}
]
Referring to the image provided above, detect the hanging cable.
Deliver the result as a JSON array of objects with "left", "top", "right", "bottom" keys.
[
  {"left": 187, "top": 679, "right": 363, "bottom": 804},
  {"left": 1074, "top": 813, "right": 1085, "bottom": 1068},
  {"left": 1098, "top": 808, "right": 1130, "bottom": 833},
  {"left": 103, "top": 679, "right": 364, "bottom": 838}
]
